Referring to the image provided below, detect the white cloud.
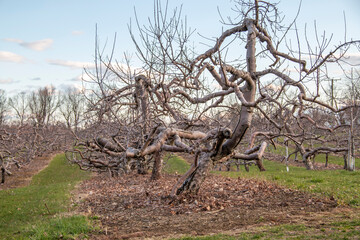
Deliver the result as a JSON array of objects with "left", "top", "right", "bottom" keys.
[
  {"left": 20, "top": 39, "right": 53, "bottom": 51},
  {"left": 344, "top": 52, "right": 360, "bottom": 64},
  {"left": 70, "top": 73, "right": 93, "bottom": 82},
  {"left": 47, "top": 59, "right": 95, "bottom": 69},
  {"left": 2, "top": 38, "right": 23, "bottom": 43},
  {"left": 3, "top": 38, "right": 53, "bottom": 51},
  {"left": 0, "top": 77, "right": 15, "bottom": 84},
  {"left": 0, "top": 51, "right": 25, "bottom": 63},
  {"left": 72, "top": 30, "right": 84, "bottom": 35}
]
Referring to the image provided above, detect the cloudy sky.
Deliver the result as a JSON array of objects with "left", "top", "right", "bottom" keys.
[{"left": 1, "top": 0, "right": 360, "bottom": 95}]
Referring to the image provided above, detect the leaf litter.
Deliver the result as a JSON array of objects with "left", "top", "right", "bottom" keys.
[{"left": 75, "top": 171, "right": 337, "bottom": 239}]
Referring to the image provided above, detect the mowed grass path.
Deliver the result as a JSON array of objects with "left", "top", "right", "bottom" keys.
[{"left": 0, "top": 154, "right": 92, "bottom": 239}]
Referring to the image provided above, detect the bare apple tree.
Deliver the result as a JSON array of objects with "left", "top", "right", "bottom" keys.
[
  {"left": 0, "top": 90, "right": 7, "bottom": 125},
  {"left": 1, "top": 87, "right": 74, "bottom": 184},
  {"left": 60, "top": 87, "right": 86, "bottom": 134},
  {"left": 71, "top": 0, "right": 360, "bottom": 194},
  {"left": 9, "top": 92, "right": 29, "bottom": 126},
  {"left": 28, "top": 86, "right": 60, "bottom": 127}
]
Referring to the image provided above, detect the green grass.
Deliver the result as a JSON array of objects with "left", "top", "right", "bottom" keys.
[
  {"left": 219, "top": 159, "right": 360, "bottom": 206},
  {"left": 267, "top": 144, "right": 358, "bottom": 167},
  {"left": 264, "top": 144, "right": 360, "bottom": 206},
  {"left": 0, "top": 153, "right": 92, "bottom": 239},
  {"left": 163, "top": 154, "right": 190, "bottom": 175},
  {"left": 26, "top": 215, "right": 92, "bottom": 240}
]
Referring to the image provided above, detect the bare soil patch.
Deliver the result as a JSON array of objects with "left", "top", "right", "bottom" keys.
[
  {"left": 76, "top": 172, "right": 338, "bottom": 239},
  {"left": 0, "top": 153, "right": 57, "bottom": 190}
]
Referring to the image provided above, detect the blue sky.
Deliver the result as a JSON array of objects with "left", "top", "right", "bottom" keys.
[{"left": 1, "top": 0, "right": 360, "bottom": 95}]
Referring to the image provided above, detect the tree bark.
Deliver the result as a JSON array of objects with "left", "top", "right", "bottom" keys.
[
  {"left": 176, "top": 152, "right": 213, "bottom": 195},
  {"left": 135, "top": 75, "right": 149, "bottom": 134},
  {"left": 151, "top": 151, "right": 162, "bottom": 180},
  {"left": 1, "top": 167, "right": 5, "bottom": 184},
  {"left": 344, "top": 154, "right": 348, "bottom": 169},
  {"left": 347, "top": 120, "right": 355, "bottom": 171},
  {"left": 303, "top": 155, "right": 314, "bottom": 170},
  {"left": 325, "top": 153, "right": 328, "bottom": 167},
  {"left": 221, "top": 19, "right": 256, "bottom": 156},
  {"left": 137, "top": 156, "right": 147, "bottom": 175}
]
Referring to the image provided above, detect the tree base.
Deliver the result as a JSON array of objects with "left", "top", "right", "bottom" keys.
[{"left": 176, "top": 152, "right": 213, "bottom": 195}]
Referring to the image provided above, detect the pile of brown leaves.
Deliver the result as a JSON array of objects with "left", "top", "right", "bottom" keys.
[{"left": 75, "top": 172, "right": 337, "bottom": 238}]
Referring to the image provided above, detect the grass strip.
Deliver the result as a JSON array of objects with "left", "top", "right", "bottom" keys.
[{"left": 0, "top": 153, "right": 92, "bottom": 239}]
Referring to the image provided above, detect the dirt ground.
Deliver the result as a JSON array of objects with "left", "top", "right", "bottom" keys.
[
  {"left": 0, "top": 153, "right": 57, "bottom": 190},
  {"left": 75, "top": 172, "right": 339, "bottom": 239}
]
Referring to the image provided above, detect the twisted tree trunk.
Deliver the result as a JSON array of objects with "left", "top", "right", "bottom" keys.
[
  {"left": 176, "top": 152, "right": 213, "bottom": 195},
  {"left": 176, "top": 19, "right": 257, "bottom": 195}
]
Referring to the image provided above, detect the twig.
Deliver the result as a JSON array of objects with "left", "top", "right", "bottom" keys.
[{"left": 44, "top": 202, "right": 51, "bottom": 215}]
